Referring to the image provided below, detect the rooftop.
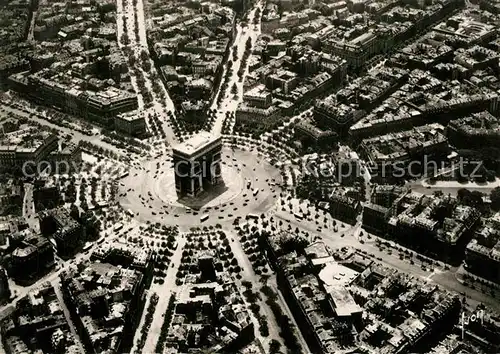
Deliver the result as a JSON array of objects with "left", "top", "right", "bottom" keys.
[
  {"left": 319, "top": 262, "right": 360, "bottom": 289},
  {"left": 172, "top": 131, "right": 221, "bottom": 156}
]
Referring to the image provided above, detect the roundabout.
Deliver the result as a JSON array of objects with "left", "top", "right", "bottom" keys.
[
  {"left": 119, "top": 145, "right": 282, "bottom": 228},
  {"left": 151, "top": 155, "right": 245, "bottom": 209}
]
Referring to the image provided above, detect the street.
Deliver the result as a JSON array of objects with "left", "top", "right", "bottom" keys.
[
  {"left": 0, "top": 0, "right": 495, "bottom": 352},
  {"left": 22, "top": 183, "right": 39, "bottom": 232},
  {"left": 0, "top": 103, "right": 127, "bottom": 157},
  {"left": 227, "top": 229, "right": 309, "bottom": 352},
  {"left": 116, "top": 0, "right": 178, "bottom": 147},
  {"left": 141, "top": 234, "right": 185, "bottom": 354},
  {"left": 210, "top": 0, "right": 265, "bottom": 135},
  {"left": 52, "top": 279, "right": 86, "bottom": 353},
  {"left": 119, "top": 146, "right": 281, "bottom": 229},
  {"left": 271, "top": 205, "right": 500, "bottom": 312}
]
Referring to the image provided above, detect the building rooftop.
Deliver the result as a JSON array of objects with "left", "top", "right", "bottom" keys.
[
  {"left": 0, "top": 127, "right": 56, "bottom": 152},
  {"left": 319, "top": 262, "right": 360, "bottom": 289},
  {"left": 328, "top": 286, "right": 363, "bottom": 317},
  {"left": 92, "top": 240, "right": 152, "bottom": 268},
  {"left": 172, "top": 131, "right": 221, "bottom": 157},
  {"left": 361, "top": 123, "right": 447, "bottom": 163}
]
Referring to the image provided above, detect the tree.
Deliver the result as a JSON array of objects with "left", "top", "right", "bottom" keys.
[
  {"left": 142, "top": 60, "right": 152, "bottom": 72},
  {"left": 433, "top": 190, "right": 444, "bottom": 197},
  {"left": 69, "top": 203, "right": 80, "bottom": 221},
  {"left": 457, "top": 188, "right": 469, "bottom": 201},
  {"left": 491, "top": 187, "right": 500, "bottom": 210},
  {"left": 458, "top": 188, "right": 483, "bottom": 208},
  {"left": 269, "top": 339, "right": 281, "bottom": 353},
  {"left": 140, "top": 50, "right": 149, "bottom": 63},
  {"left": 120, "top": 33, "right": 130, "bottom": 45}
]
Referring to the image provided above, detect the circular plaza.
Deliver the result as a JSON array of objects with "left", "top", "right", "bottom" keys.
[{"left": 118, "top": 144, "right": 281, "bottom": 228}]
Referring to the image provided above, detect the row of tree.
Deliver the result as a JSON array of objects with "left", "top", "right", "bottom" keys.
[
  {"left": 154, "top": 294, "right": 176, "bottom": 353},
  {"left": 133, "top": 293, "right": 159, "bottom": 354}
]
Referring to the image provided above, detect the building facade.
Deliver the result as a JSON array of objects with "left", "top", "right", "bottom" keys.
[
  {"left": 10, "top": 235, "right": 55, "bottom": 284},
  {"left": 114, "top": 114, "right": 146, "bottom": 136},
  {"left": 0, "top": 133, "right": 58, "bottom": 169}
]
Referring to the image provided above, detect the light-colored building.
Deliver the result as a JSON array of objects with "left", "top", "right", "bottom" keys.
[
  {"left": 172, "top": 132, "right": 222, "bottom": 197},
  {"left": 114, "top": 113, "right": 146, "bottom": 136}
]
